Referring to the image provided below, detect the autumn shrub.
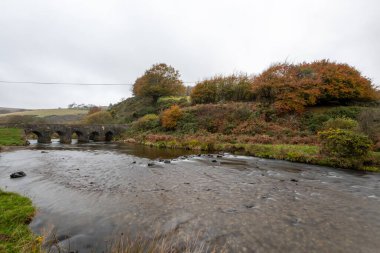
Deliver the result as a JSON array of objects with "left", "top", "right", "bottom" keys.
[
  {"left": 145, "top": 134, "right": 174, "bottom": 142},
  {"left": 322, "top": 117, "right": 358, "bottom": 131},
  {"left": 176, "top": 112, "right": 199, "bottom": 134},
  {"left": 232, "top": 120, "right": 265, "bottom": 135},
  {"left": 318, "top": 129, "right": 372, "bottom": 158},
  {"left": 161, "top": 105, "right": 183, "bottom": 130},
  {"left": 191, "top": 74, "right": 254, "bottom": 104},
  {"left": 133, "top": 114, "right": 160, "bottom": 131}
]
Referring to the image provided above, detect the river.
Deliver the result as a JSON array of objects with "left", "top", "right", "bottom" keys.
[{"left": 0, "top": 140, "right": 379, "bottom": 252}]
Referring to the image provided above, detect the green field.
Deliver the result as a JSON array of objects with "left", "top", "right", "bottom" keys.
[
  {"left": 0, "top": 108, "right": 88, "bottom": 118},
  {"left": 0, "top": 128, "right": 25, "bottom": 146}
]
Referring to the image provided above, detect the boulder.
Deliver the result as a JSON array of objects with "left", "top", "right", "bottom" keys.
[{"left": 10, "top": 171, "right": 26, "bottom": 179}]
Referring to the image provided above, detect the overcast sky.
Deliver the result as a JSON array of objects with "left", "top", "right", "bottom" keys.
[{"left": 0, "top": 0, "right": 379, "bottom": 109}]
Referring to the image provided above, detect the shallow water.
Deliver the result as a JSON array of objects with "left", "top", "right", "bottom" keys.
[{"left": 0, "top": 141, "right": 379, "bottom": 252}]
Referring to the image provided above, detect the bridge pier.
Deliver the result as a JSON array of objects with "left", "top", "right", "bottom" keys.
[
  {"left": 37, "top": 130, "right": 52, "bottom": 144},
  {"left": 77, "top": 134, "right": 90, "bottom": 143},
  {"left": 59, "top": 132, "right": 72, "bottom": 144}
]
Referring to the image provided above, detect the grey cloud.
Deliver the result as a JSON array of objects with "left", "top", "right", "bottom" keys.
[{"left": 0, "top": 0, "right": 379, "bottom": 108}]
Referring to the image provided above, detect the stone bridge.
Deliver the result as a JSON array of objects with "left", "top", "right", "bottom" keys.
[{"left": 1, "top": 124, "right": 127, "bottom": 144}]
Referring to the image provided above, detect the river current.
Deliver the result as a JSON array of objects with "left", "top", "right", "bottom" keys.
[{"left": 0, "top": 140, "right": 379, "bottom": 252}]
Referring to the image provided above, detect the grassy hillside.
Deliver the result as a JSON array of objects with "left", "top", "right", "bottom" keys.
[
  {"left": 110, "top": 96, "right": 189, "bottom": 123},
  {"left": 107, "top": 60, "right": 380, "bottom": 170},
  {"left": 113, "top": 97, "right": 380, "bottom": 171},
  {"left": 0, "top": 107, "right": 26, "bottom": 115}
]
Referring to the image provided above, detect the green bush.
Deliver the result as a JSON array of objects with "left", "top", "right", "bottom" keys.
[
  {"left": 302, "top": 107, "right": 362, "bottom": 133},
  {"left": 176, "top": 112, "right": 199, "bottom": 134},
  {"left": 326, "top": 106, "right": 362, "bottom": 119},
  {"left": 322, "top": 117, "right": 358, "bottom": 130},
  {"left": 318, "top": 129, "right": 372, "bottom": 158},
  {"left": 157, "top": 96, "right": 190, "bottom": 110},
  {"left": 133, "top": 114, "right": 160, "bottom": 131},
  {"left": 132, "top": 106, "right": 157, "bottom": 119}
]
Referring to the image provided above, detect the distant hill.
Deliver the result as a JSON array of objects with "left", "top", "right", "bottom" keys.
[
  {"left": 0, "top": 108, "right": 89, "bottom": 124},
  {"left": 0, "top": 107, "right": 26, "bottom": 115}
]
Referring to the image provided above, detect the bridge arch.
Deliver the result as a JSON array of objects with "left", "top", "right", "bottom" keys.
[
  {"left": 51, "top": 130, "right": 71, "bottom": 144},
  {"left": 25, "top": 129, "right": 51, "bottom": 143},
  {"left": 105, "top": 131, "right": 114, "bottom": 142},
  {"left": 31, "top": 130, "right": 42, "bottom": 138},
  {"left": 72, "top": 130, "right": 89, "bottom": 143},
  {"left": 89, "top": 131, "right": 101, "bottom": 142}
]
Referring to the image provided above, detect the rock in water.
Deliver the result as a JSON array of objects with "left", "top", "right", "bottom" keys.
[{"left": 10, "top": 171, "right": 26, "bottom": 179}]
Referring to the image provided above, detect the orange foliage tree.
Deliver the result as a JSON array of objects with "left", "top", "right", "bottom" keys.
[
  {"left": 252, "top": 60, "right": 377, "bottom": 113},
  {"left": 161, "top": 105, "right": 183, "bottom": 130}
]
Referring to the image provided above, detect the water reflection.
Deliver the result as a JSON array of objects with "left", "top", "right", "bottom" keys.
[{"left": 29, "top": 139, "right": 207, "bottom": 159}]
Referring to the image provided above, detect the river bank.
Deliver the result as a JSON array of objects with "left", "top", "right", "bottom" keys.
[
  {"left": 121, "top": 133, "right": 380, "bottom": 172},
  {"left": 0, "top": 189, "right": 41, "bottom": 253}
]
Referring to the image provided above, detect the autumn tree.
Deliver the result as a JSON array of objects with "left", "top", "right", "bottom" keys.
[
  {"left": 252, "top": 60, "right": 378, "bottom": 113},
  {"left": 133, "top": 63, "right": 185, "bottom": 103},
  {"left": 306, "top": 60, "right": 376, "bottom": 103},
  {"left": 252, "top": 63, "right": 320, "bottom": 113}
]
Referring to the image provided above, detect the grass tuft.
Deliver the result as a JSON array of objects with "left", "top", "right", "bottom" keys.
[{"left": 0, "top": 189, "right": 40, "bottom": 253}]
